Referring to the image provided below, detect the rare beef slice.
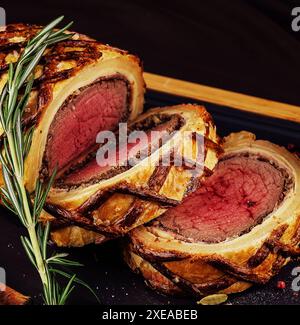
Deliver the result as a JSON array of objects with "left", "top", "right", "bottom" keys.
[
  {"left": 125, "top": 131, "right": 300, "bottom": 297},
  {"left": 159, "top": 155, "right": 285, "bottom": 243}
]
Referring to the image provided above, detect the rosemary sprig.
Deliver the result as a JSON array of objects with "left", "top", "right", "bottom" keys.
[{"left": 0, "top": 16, "right": 97, "bottom": 305}]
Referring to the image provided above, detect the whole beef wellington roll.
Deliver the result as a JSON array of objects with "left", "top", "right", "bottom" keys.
[
  {"left": 45, "top": 104, "right": 220, "bottom": 246},
  {"left": 125, "top": 131, "right": 300, "bottom": 297}
]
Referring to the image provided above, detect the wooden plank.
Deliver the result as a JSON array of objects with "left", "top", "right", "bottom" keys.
[{"left": 144, "top": 72, "right": 300, "bottom": 124}]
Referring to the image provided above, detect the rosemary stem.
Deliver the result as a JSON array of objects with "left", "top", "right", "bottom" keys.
[
  {"left": 6, "top": 130, "right": 19, "bottom": 175},
  {"left": 6, "top": 131, "right": 48, "bottom": 288},
  {"left": 0, "top": 17, "right": 96, "bottom": 304},
  {"left": 27, "top": 222, "right": 48, "bottom": 286}
]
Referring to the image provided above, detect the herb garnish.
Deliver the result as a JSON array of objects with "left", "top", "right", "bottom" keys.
[{"left": 0, "top": 16, "right": 97, "bottom": 305}]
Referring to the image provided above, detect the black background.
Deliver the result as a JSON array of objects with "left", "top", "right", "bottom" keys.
[{"left": 2, "top": 0, "right": 300, "bottom": 106}]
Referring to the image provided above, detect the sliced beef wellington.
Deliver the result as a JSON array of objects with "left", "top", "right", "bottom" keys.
[
  {"left": 45, "top": 104, "right": 220, "bottom": 246},
  {"left": 125, "top": 131, "right": 300, "bottom": 297},
  {"left": 0, "top": 23, "right": 145, "bottom": 190}
]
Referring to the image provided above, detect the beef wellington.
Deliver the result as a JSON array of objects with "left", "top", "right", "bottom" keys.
[
  {"left": 0, "top": 23, "right": 143, "bottom": 244},
  {"left": 0, "top": 23, "right": 144, "bottom": 187},
  {"left": 46, "top": 104, "right": 220, "bottom": 246},
  {"left": 125, "top": 131, "right": 300, "bottom": 297}
]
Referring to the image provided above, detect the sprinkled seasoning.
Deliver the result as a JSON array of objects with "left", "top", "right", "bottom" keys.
[
  {"left": 277, "top": 281, "right": 286, "bottom": 289},
  {"left": 197, "top": 294, "right": 228, "bottom": 305}
]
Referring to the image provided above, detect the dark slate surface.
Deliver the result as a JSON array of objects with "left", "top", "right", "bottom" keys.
[{"left": 0, "top": 91, "right": 299, "bottom": 305}]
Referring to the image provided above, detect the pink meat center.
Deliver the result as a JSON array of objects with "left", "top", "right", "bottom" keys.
[
  {"left": 44, "top": 78, "right": 128, "bottom": 174},
  {"left": 61, "top": 117, "right": 179, "bottom": 186},
  {"left": 159, "top": 156, "right": 285, "bottom": 243}
]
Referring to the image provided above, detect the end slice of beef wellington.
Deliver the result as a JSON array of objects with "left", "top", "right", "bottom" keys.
[
  {"left": 45, "top": 104, "right": 220, "bottom": 246},
  {"left": 0, "top": 23, "right": 146, "bottom": 245},
  {"left": 125, "top": 131, "right": 300, "bottom": 297},
  {"left": 0, "top": 23, "right": 145, "bottom": 191}
]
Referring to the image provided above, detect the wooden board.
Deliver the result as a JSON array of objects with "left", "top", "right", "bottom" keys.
[{"left": 144, "top": 72, "right": 300, "bottom": 124}]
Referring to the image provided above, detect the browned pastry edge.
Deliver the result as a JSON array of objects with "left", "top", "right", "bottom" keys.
[
  {"left": 0, "top": 284, "right": 29, "bottom": 305},
  {"left": 126, "top": 218, "right": 300, "bottom": 297}
]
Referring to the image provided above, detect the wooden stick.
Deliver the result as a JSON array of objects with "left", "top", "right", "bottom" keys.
[
  {"left": 144, "top": 72, "right": 300, "bottom": 124},
  {"left": 0, "top": 284, "right": 29, "bottom": 305}
]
